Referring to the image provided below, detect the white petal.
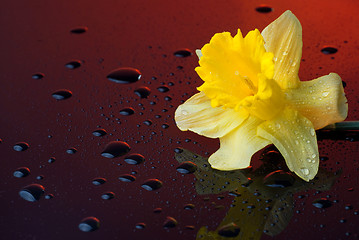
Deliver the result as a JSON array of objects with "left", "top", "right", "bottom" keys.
[
  {"left": 285, "top": 73, "right": 348, "bottom": 129},
  {"left": 209, "top": 116, "right": 270, "bottom": 170},
  {"left": 257, "top": 108, "right": 319, "bottom": 181},
  {"left": 261, "top": 10, "right": 302, "bottom": 89},
  {"left": 175, "top": 92, "right": 248, "bottom": 138}
]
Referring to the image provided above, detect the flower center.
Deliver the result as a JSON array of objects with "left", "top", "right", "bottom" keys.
[{"left": 195, "top": 28, "right": 285, "bottom": 120}]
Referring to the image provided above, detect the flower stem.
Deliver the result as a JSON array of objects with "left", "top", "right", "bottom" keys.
[{"left": 321, "top": 121, "right": 359, "bottom": 131}]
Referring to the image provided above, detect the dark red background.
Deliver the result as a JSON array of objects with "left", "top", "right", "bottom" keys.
[{"left": 1, "top": 0, "right": 358, "bottom": 239}]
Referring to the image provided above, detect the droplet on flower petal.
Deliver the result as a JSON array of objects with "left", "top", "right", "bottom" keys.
[
  {"left": 65, "top": 60, "right": 82, "bottom": 69},
  {"left": 119, "top": 174, "right": 136, "bottom": 182},
  {"left": 92, "top": 177, "right": 107, "bottom": 185},
  {"left": 32, "top": 73, "right": 45, "bottom": 79},
  {"left": 107, "top": 67, "right": 141, "bottom": 84},
  {"left": 119, "top": 108, "right": 135, "bottom": 116},
  {"left": 78, "top": 217, "right": 100, "bottom": 232},
  {"left": 134, "top": 86, "right": 151, "bottom": 98},
  {"left": 300, "top": 168, "right": 310, "bottom": 176},
  {"left": 101, "top": 192, "right": 115, "bottom": 200},
  {"left": 92, "top": 128, "right": 107, "bottom": 137}
]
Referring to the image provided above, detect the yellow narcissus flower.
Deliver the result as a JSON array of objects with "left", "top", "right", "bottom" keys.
[{"left": 175, "top": 10, "right": 348, "bottom": 181}]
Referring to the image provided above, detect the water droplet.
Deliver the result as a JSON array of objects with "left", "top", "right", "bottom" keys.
[
  {"left": 70, "top": 26, "right": 88, "bottom": 34},
  {"left": 19, "top": 184, "right": 45, "bottom": 202},
  {"left": 321, "top": 46, "right": 338, "bottom": 55},
  {"left": 45, "top": 194, "right": 54, "bottom": 200},
  {"left": 218, "top": 222, "right": 240, "bottom": 237},
  {"left": 32, "top": 72, "right": 45, "bottom": 79},
  {"left": 124, "top": 153, "right": 145, "bottom": 165},
  {"left": 36, "top": 175, "right": 44, "bottom": 180},
  {"left": 92, "top": 128, "right": 107, "bottom": 137},
  {"left": 66, "top": 147, "right": 77, "bottom": 154},
  {"left": 13, "top": 142, "right": 29, "bottom": 152},
  {"left": 312, "top": 198, "right": 332, "bottom": 209},
  {"left": 65, "top": 60, "right": 82, "bottom": 69},
  {"left": 263, "top": 170, "right": 295, "bottom": 188},
  {"left": 161, "top": 124, "right": 169, "bottom": 129},
  {"left": 295, "top": 140, "right": 299, "bottom": 145},
  {"left": 92, "top": 177, "right": 107, "bottom": 185},
  {"left": 52, "top": 89, "right": 72, "bottom": 100},
  {"left": 255, "top": 5, "right": 273, "bottom": 13},
  {"left": 300, "top": 168, "right": 309, "bottom": 176},
  {"left": 48, "top": 157, "right": 56, "bottom": 163},
  {"left": 184, "top": 204, "right": 195, "bottom": 210},
  {"left": 141, "top": 179, "right": 163, "bottom": 191},
  {"left": 322, "top": 92, "right": 329, "bottom": 97},
  {"left": 119, "top": 107, "right": 135, "bottom": 116},
  {"left": 157, "top": 85, "right": 169, "bottom": 93},
  {"left": 306, "top": 158, "right": 312, "bottom": 163},
  {"left": 174, "top": 147, "right": 183, "bottom": 153},
  {"left": 310, "top": 128, "right": 315, "bottom": 136},
  {"left": 135, "top": 223, "right": 146, "bottom": 229},
  {"left": 143, "top": 120, "right": 152, "bottom": 126},
  {"left": 13, "top": 167, "right": 31, "bottom": 178},
  {"left": 311, "top": 154, "right": 317, "bottom": 158},
  {"left": 176, "top": 161, "right": 197, "bottom": 174},
  {"left": 174, "top": 49, "right": 192, "bottom": 57},
  {"left": 153, "top": 208, "right": 162, "bottom": 213},
  {"left": 101, "top": 192, "right": 115, "bottom": 200},
  {"left": 134, "top": 86, "right": 151, "bottom": 98},
  {"left": 78, "top": 217, "right": 100, "bottom": 232},
  {"left": 101, "top": 141, "right": 131, "bottom": 158},
  {"left": 107, "top": 67, "right": 141, "bottom": 84},
  {"left": 181, "top": 110, "right": 188, "bottom": 115},
  {"left": 118, "top": 174, "right": 136, "bottom": 182},
  {"left": 163, "top": 216, "right": 178, "bottom": 228}
]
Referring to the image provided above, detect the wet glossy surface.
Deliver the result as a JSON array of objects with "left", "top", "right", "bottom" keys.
[{"left": 1, "top": 0, "right": 359, "bottom": 239}]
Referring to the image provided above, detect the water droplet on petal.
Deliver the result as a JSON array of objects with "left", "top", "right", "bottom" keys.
[
  {"left": 65, "top": 60, "right": 82, "bottom": 69},
  {"left": 107, "top": 67, "right": 141, "bottom": 84},
  {"left": 174, "top": 49, "right": 192, "bottom": 57},
  {"left": 13, "top": 142, "right": 29, "bottom": 152},
  {"left": 13, "top": 167, "right": 31, "bottom": 178},
  {"left": 66, "top": 147, "right": 77, "bottom": 154},
  {"left": 52, "top": 89, "right": 72, "bottom": 100},
  {"left": 141, "top": 179, "right": 163, "bottom": 191},
  {"left": 176, "top": 161, "right": 197, "bottom": 174},
  {"left": 181, "top": 110, "right": 188, "bottom": 115},
  {"left": 78, "top": 217, "right": 100, "bottom": 232},
  {"left": 300, "top": 168, "right": 310, "bottom": 176},
  {"left": 157, "top": 85, "right": 169, "bottom": 93},
  {"left": 310, "top": 128, "right": 315, "bottom": 136},
  {"left": 135, "top": 223, "right": 146, "bottom": 229},
  {"left": 101, "top": 141, "right": 131, "bottom": 158},
  {"left": 322, "top": 92, "right": 329, "bottom": 97},
  {"left": 19, "top": 184, "right": 45, "bottom": 202}
]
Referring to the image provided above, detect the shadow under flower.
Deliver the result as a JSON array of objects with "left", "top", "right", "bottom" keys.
[{"left": 175, "top": 146, "right": 341, "bottom": 240}]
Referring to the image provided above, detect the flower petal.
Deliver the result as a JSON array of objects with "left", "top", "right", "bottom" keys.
[
  {"left": 175, "top": 92, "right": 248, "bottom": 138},
  {"left": 285, "top": 73, "right": 348, "bottom": 129},
  {"left": 261, "top": 10, "right": 302, "bottom": 89},
  {"left": 257, "top": 108, "right": 319, "bottom": 181},
  {"left": 209, "top": 116, "right": 270, "bottom": 170}
]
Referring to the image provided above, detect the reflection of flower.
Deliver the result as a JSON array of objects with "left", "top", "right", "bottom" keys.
[
  {"left": 175, "top": 148, "right": 341, "bottom": 239},
  {"left": 175, "top": 10, "right": 348, "bottom": 181}
]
